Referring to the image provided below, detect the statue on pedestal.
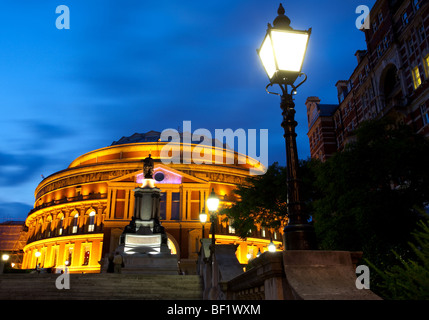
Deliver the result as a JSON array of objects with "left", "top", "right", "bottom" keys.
[
  {"left": 143, "top": 154, "right": 154, "bottom": 179},
  {"left": 117, "top": 155, "right": 173, "bottom": 258}
]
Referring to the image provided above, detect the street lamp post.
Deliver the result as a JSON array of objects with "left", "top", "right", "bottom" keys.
[
  {"left": 206, "top": 188, "right": 220, "bottom": 256},
  {"left": 35, "top": 251, "right": 41, "bottom": 272},
  {"left": 206, "top": 188, "right": 220, "bottom": 300},
  {"left": 257, "top": 3, "right": 316, "bottom": 250},
  {"left": 1, "top": 253, "right": 10, "bottom": 274},
  {"left": 199, "top": 207, "right": 208, "bottom": 239}
]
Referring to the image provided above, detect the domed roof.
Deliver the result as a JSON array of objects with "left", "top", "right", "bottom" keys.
[{"left": 111, "top": 131, "right": 161, "bottom": 145}]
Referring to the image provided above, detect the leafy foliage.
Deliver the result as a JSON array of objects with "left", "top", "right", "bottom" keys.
[
  {"left": 221, "top": 117, "right": 429, "bottom": 298},
  {"left": 220, "top": 162, "right": 288, "bottom": 239},
  {"left": 310, "top": 118, "right": 429, "bottom": 259},
  {"left": 366, "top": 220, "right": 429, "bottom": 299}
]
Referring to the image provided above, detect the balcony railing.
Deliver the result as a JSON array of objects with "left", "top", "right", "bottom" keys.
[
  {"left": 29, "top": 193, "right": 107, "bottom": 215},
  {"left": 27, "top": 223, "right": 104, "bottom": 244}
]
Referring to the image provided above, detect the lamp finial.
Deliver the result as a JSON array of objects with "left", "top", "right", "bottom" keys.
[
  {"left": 278, "top": 3, "right": 285, "bottom": 15},
  {"left": 273, "top": 3, "right": 292, "bottom": 30}
]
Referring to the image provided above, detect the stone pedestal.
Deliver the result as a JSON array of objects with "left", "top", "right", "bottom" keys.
[
  {"left": 113, "top": 167, "right": 179, "bottom": 275},
  {"left": 115, "top": 233, "right": 179, "bottom": 275},
  {"left": 120, "top": 253, "right": 180, "bottom": 275}
]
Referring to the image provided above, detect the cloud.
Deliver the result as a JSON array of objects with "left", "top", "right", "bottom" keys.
[
  {"left": 0, "top": 201, "right": 32, "bottom": 221},
  {"left": 0, "top": 151, "right": 46, "bottom": 186}
]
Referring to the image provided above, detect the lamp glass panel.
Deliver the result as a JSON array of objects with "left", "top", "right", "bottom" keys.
[
  {"left": 259, "top": 35, "right": 277, "bottom": 79},
  {"left": 271, "top": 30, "right": 309, "bottom": 72},
  {"left": 199, "top": 213, "right": 208, "bottom": 223},
  {"left": 207, "top": 197, "right": 219, "bottom": 212}
]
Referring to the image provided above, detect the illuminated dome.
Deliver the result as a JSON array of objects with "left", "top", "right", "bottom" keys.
[{"left": 22, "top": 132, "right": 282, "bottom": 273}]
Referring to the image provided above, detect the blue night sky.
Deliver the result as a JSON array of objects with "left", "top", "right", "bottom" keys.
[{"left": 0, "top": 0, "right": 376, "bottom": 220}]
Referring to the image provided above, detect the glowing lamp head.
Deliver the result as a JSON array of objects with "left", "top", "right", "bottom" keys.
[
  {"left": 199, "top": 212, "right": 208, "bottom": 224},
  {"left": 258, "top": 4, "right": 311, "bottom": 85},
  {"left": 206, "top": 188, "right": 220, "bottom": 213},
  {"left": 268, "top": 241, "right": 277, "bottom": 253},
  {"left": 1, "top": 254, "right": 9, "bottom": 261},
  {"left": 35, "top": 251, "right": 41, "bottom": 258}
]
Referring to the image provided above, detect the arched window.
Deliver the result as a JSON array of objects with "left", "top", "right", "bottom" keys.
[
  {"left": 88, "top": 211, "right": 96, "bottom": 232},
  {"left": 45, "top": 216, "right": 52, "bottom": 238},
  {"left": 58, "top": 216, "right": 64, "bottom": 235},
  {"left": 72, "top": 213, "right": 79, "bottom": 234},
  {"left": 36, "top": 219, "right": 43, "bottom": 240}
]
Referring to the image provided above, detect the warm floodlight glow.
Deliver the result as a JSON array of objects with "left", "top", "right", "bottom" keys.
[{"left": 207, "top": 188, "right": 220, "bottom": 212}]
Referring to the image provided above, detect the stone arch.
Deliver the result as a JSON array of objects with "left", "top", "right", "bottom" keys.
[
  {"left": 166, "top": 232, "right": 180, "bottom": 256},
  {"left": 378, "top": 63, "right": 407, "bottom": 112},
  {"left": 56, "top": 211, "right": 65, "bottom": 236},
  {"left": 379, "top": 63, "right": 400, "bottom": 98}
]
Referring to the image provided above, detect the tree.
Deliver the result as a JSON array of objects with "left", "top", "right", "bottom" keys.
[
  {"left": 310, "top": 118, "right": 429, "bottom": 260},
  {"left": 221, "top": 159, "right": 316, "bottom": 240},
  {"left": 366, "top": 219, "right": 429, "bottom": 300},
  {"left": 220, "top": 162, "right": 288, "bottom": 239},
  {"left": 308, "top": 118, "right": 429, "bottom": 296}
]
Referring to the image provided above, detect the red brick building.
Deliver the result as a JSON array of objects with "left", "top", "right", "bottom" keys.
[{"left": 307, "top": 0, "right": 429, "bottom": 160}]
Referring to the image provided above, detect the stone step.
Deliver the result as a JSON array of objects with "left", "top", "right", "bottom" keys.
[{"left": 0, "top": 273, "right": 203, "bottom": 300}]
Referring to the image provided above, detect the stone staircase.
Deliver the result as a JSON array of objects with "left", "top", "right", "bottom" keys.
[{"left": 0, "top": 273, "right": 203, "bottom": 300}]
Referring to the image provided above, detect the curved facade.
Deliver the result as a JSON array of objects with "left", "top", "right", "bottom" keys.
[{"left": 22, "top": 133, "right": 282, "bottom": 273}]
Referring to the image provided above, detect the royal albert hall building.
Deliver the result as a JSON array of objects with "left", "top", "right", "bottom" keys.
[{"left": 21, "top": 131, "right": 282, "bottom": 274}]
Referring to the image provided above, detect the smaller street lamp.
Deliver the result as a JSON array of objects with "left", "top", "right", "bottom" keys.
[
  {"left": 1, "top": 253, "right": 10, "bottom": 274},
  {"left": 35, "top": 251, "right": 41, "bottom": 272},
  {"left": 199, "top": 207, "right": 208, "bottom": 239},
  {"left": 206, "top": 188, "right": 220, "bottom": 253},
  {"left": 206, "top": 188, "right": 220, "bottom": 300},
  {"left": 268, "top": 241, "right": 277, "bottom": 253}
]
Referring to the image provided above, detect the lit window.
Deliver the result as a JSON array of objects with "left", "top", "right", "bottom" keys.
[
  {"left": 412, "top": 66, "right": 422, "bottom": 89},
  {"left": 88, "top": 211, "right": 95, "bottom": 232},
  {"left": 228, "top": 219, "right": 235, "bottom": 234},
  {"left": 424, "top": 55, "right": 429, "bottom": 78},
  {"left": 83, "top": 248, "right": 90, "bottom": 266},
  {"left": 58, "top": 216, "right": 64, "bottom": 235},
  {"left": 421, "top": 104, "right": 429, "bottom": 126},
  {"left": 261, "top": 227, "right": 266, "bottom": 238},
  {"left": 72, "top": 213, "right": 79, "bottom": 234}
]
